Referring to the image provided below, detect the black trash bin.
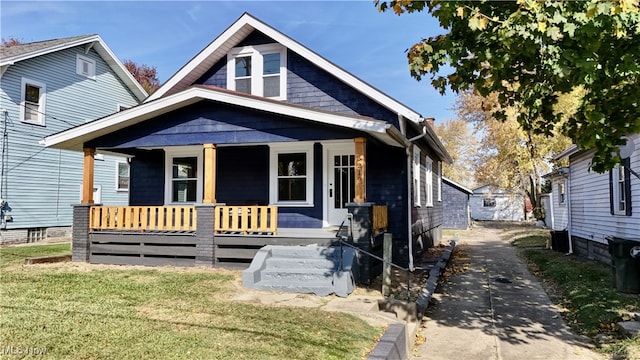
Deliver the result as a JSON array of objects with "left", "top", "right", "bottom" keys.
[
  {"left": 550, "top": 230, "right": 569, "bottom": 253},
  {"left": 607, "top": 237, "right": 640, "bottom": 294}
]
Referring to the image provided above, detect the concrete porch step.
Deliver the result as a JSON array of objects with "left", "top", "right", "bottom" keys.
[
  {"left": 259, "top": 268, "right": 335, "bottom": 282},
  {"left": 250, "top": 281, "right": 338, "bottom": 297},
  {"left": 268, "top": 245, "right": 342, "bottom": 259},
  {"left": 264, "top": 256, "right": 340, "bottom": 270},
  {"left": 242, "top": 245, "right": 359, "bottom": 298}
]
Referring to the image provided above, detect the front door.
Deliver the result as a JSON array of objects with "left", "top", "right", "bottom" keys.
[{"left": 326, "top": 145, "right": 355, "bottom": 226}]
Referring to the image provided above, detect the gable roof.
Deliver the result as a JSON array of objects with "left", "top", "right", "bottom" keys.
[
  {"left": 554, "top": 145, "right": 579, "bottom": 161},
  {"left": 442, "top": 177, "right": 473, "bottom": 195},
  {"left": 0, "top": 34, "right": 147, "bottom": 101},
  {"left": 41, "top": 85, "right": 406, "bottom": 152},
  {"left": 146, "top": 12, "right": 423, "bottom": 123}
]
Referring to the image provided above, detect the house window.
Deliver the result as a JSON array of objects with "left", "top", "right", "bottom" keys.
[
  {"left": 234, "top": 56, "right": 252, "bottom": 94},
  {"left": 76, "top": 54, "right": 96, "bottom": 79},
  {"left": 269, "top": 144, "right": 313, "bottom": 206},
  {"left": 425, "top": 156, "right": 433, "bottom": 207},
  {"left": 413, "top": 146, "right": 421, "bottom": 206},
  {"left": 165, "top": 148, "right": 203, "bottom": 204},
  {"left": 116, "top": 161, "right": 129, "bottom": 191},
  {"left": 262, "top": 53, "right": 281, "bottom": 98},
  {"left": 558, "top": 182, "right": 566, "bottom": 205},
  {"left": 610, "top": 160, "right": 631, "bottom": 216},
  {"left": 483, "top": 197, "right": 496, "bottom": 207},
  {"left": 20, "top": 78, "right": 46, "bottom": 125},
  {"left": 227, "top": 44, "right": 287, "bottom": 100}
]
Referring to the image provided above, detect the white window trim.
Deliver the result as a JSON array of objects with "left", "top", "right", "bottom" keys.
[
  {"left": 20, "top": 77, "right": 46, "bottom": 126},
  {"left": 413, "top": 146, "right": 421, "bottom": 207},
  {"left": 437, "top": 161, "right": 442, "bottom": 202},
  {"left": 79, "top": 184, "right": 102, "bottom": 204},
  {"left": 269, "top": 142, "right": 314, "bottom": 207},
  {"left": 227, "top": 43, "right": 287, "bottom": 100},
  {"left": 425, "top": 156, "right": 433, "bottom": 207},
  {"left": 612, "top": 164, "right": 626, "bottom": 215},
  {"left": 116, "top": 161, "right": 130, "bottom": 192},
  {"left": 558, "top": 181, "right": 566, "bottom": 205},
  {"left": 164, "top": 147, "right": 203, "bottom": 205},
  {"left": 76, "top": 54, "right": 96, "bottom": 79}
]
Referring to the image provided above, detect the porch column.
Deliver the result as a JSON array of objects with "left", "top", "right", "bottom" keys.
[
  {"left": 354, "top": 137, "right": 366, "bottom": 203},
  {"left": 82, "top": 147, "right": 95, "bottom": 204},
  {"left": 203, "top": 144, "right": 217, "bottom": 204}
]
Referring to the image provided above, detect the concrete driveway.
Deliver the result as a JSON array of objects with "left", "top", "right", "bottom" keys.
[{"left": 412, "top": 222, "right": 604, "bottom": 360}]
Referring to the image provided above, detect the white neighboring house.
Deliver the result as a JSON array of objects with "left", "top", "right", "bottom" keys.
[
  {"left": 553, "top": 134, "right": 640, "bottom": 264},
  {"left": 470, "top": 185, "right": 526, "bottom": 221},
  {"left": 541, "top": 167, "right": 570, "bottom": 231}
]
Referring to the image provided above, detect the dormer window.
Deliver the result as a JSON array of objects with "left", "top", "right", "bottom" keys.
[{"left": 227, "top": 44, "right": 286, "bottom": 100}]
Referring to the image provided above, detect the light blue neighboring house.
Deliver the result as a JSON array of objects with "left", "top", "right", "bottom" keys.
[{"left": 0, "top": 35, "right": 147, "bottom": 243}]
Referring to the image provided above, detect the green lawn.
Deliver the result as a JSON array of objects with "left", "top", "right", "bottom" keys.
[
  {"left": 513, "top": 233, "right": 640, "bottom": 359},
  {"left": 0, "top": 244, "right": 381, "bottom": 359}
]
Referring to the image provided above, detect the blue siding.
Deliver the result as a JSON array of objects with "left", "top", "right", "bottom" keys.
[
  {"left": 87, "top": 102, "right": 359, "bottom": 149},
  {"left": 367, "top": 143, "right": 410, "bottom": 265},
  {"left": 129, "top": 150, "right": 165, "bottom": 206},
  {"left": 413, "top": 146, "right": 444, "bottom": 249},
  {"left": 217, "top": 146, "right": 269, "bottom": 205},
  {"left": 0, "top": 45, "right": 139, "bottom": 229},
  {"left": 196, "top": 33, "right": 399, "bottom": 126},
  {"left": 442, "top": 181, "right": 470, "bottom": 229},
  {"left": 127, "top": 143, "right": 324, "bottom": 228},
  {"left": 237, "top": 31, "right": 275, "bottom": 47},
  {"left": 287, "top": 51, "right": 399, "bottom": 125}
]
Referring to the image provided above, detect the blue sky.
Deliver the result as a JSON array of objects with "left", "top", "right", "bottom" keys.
[{"left": 1, "top": 1, "right": 457, "bottom": 122}]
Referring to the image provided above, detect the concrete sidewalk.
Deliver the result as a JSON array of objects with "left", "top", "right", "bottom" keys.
[{"left": 412, "top": 225, "right": 604, "bottom": 360}]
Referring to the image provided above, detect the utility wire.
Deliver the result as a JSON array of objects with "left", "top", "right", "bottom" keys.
[{"left": 0, "top": 95, "right": 83, "bottom": 129}]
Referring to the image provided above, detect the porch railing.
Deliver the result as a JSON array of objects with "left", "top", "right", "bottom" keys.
[
  {"left": 90, "top": 206, "right": 197, "bottom": 231},
  {"left": 214, "top": 205, "right": 278, "bottom": 235},
  {"left": 372, "top": 205, "right": 388, "bottom": 234}
]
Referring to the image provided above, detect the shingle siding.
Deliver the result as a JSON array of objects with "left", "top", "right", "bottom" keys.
[
  {"left": 196, "top": 35, "right": 399, "bottom": 127},
  {"left": 286, "top": 51, "right": 398, "bottom": 125},
  {"left": 0, "top": 44, "right": 139, "bottom": 234},
  {"left": 442, "top": 181, "right": 470, "bottom": 229},
  {"left": 217, "top": 146, "right": 269, "bottom": 205},
  {"left": 129, "top": 150, "right": 165, "bottom": 206},
  {"left": 87, "top": 102, "right": 359, "bottom": 149},
  {"left": 367, "top": 144, "right": 410, "bottom": 265}
]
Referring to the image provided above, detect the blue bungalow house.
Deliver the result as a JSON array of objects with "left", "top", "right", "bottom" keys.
[
  {"left": 0, "top": 35, "right": 146, "bottom": 244},
  {"left": 42, "top": 14, "right": 451, "bottom": 288}
]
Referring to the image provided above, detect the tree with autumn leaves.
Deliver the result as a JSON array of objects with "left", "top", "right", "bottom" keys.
[
  {"left": 377, "top": 0, "right": 640, "bottom": 173},
  {"left": 442, "top": 90, "right": 575, "bottom": 212},
  {"left": 123, "top": 60, "right": 160, "bottom": 94}
]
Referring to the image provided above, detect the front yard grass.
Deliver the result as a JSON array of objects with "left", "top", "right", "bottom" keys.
[
  {"left": 511, "top": 231, "right": 640, "bottom": 359},
  {"left": 0, "top": 244, "right": 382, "bottom": 359}
]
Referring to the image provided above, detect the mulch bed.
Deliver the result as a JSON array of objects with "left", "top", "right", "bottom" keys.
[{"left": 364, "top": 241, "right": 455, "bottom": 301}]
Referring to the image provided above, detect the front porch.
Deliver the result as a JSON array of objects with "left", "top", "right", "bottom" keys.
[{"left": 73, "top": 204, "right": 388, "bottom": 278}]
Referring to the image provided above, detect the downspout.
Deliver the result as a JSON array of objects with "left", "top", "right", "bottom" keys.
[
  {"left": 404, "top": 118, "right": 429, "bottom": 272},
  {"left": 548, "top": 191, "right": 555, "bottom": 230},
  {"left": 566, "top": 172, "right": 573, "bottom": 254}
]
